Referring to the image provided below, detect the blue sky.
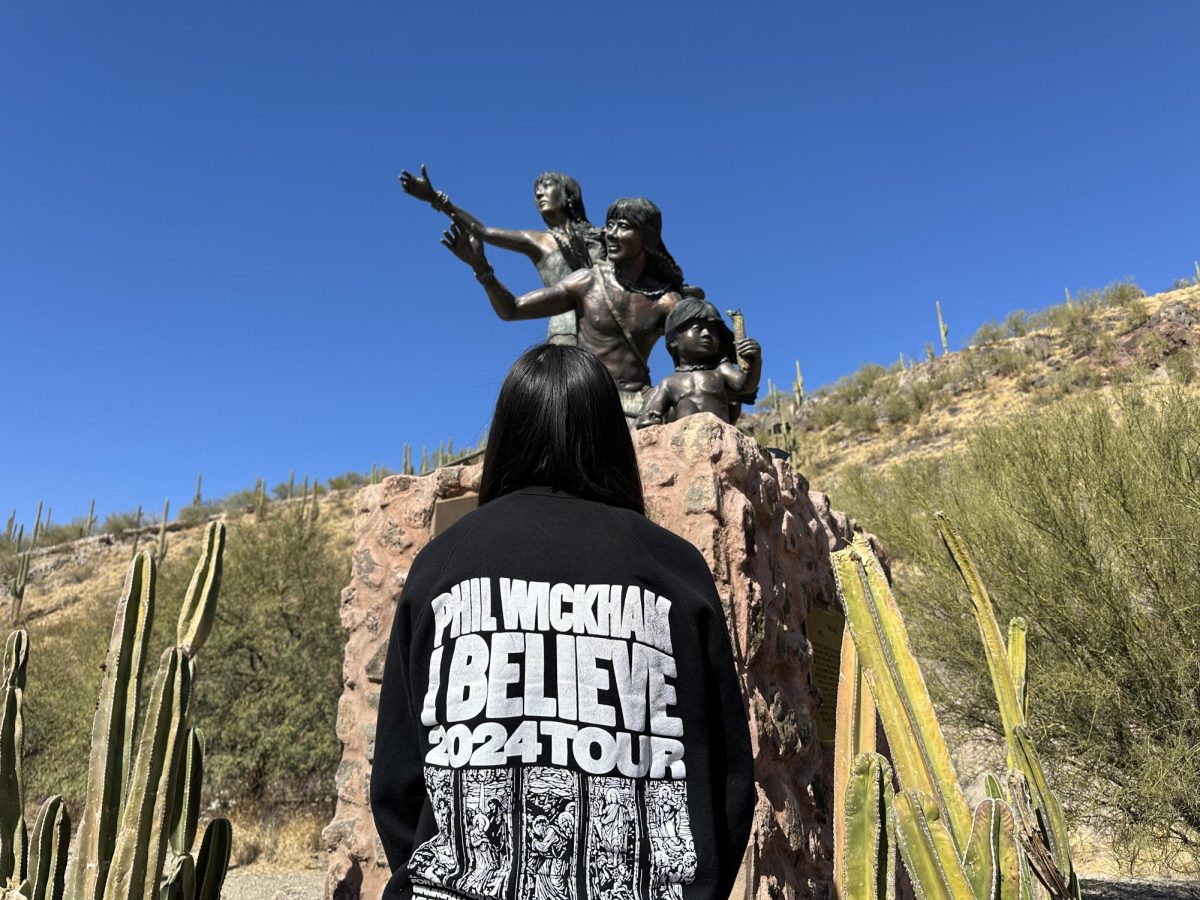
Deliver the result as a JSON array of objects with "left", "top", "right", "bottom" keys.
[{"left": 2, "top": 1, "right": 1198, "bottom": 527}]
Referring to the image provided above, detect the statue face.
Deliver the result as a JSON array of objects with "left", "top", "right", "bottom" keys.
[
  {"left": 672, "top": 319, "right": 721, "bottom": 362},
  {"left": 605, "top": 217, "right": 645, "bottom": 263},
  {"left": 535, "top": 179, "right": 565, "bottom": 215}
]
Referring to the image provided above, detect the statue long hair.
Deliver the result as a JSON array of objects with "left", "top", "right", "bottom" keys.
[
  {"left": 535, "top": 172, "right": 602, "bottom": 271},
  {"left": 605, "top": 197, "right": 687, "bottom": 296}
]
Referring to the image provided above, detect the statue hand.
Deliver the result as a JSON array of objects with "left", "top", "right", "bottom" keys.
[
  {"left": 440, "top": 222, "right": 487, "bottom": 270},
  {"left": 398, "top": 164, "right": 438, "bottom": 204},
  {"left": 736, "top": 338, "right": 761, "bottom": 360}
]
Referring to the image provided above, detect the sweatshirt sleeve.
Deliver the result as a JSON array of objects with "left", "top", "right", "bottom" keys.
[
  {"left": 369, "top": 579, "right": 427, "bottom": 899},
  {"left": 698, "top": 559, "right": 756, "bottom": 899}
]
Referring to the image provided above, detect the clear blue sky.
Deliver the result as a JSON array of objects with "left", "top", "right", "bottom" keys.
[{"left": 3, "top": 1, "right": 1198, "bottom": 528}]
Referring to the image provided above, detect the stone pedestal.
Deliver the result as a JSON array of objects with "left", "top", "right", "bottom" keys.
[{"left": 325, "top": 415, "right": 879, "bottom": 900}]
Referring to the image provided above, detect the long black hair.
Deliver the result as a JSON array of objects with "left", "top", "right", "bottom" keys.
[{"left": 478, "top": 344, "right": 645, "bottom": 514}]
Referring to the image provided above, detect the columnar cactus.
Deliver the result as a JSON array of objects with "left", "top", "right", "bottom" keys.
[
  {"left": 840, "top": 753, "right": 895, "bottom": 900},
  {"left": 832, "top": 527, "right": 1074, "bottom": 900},
  {"left": 47, "top": 520, "right": 232, "bottom": 900},
  {"left": 1, "top": 630, "right": 29, "bottom": 887},
  {"left": 831, "top": 535, "right": 973, "bottom": 850},
  {"left": 937, "top": 514, "right": 1079, "bottom": 898},
  {"left": 24, "top": 796, "right": 70, "bottom": 900}
]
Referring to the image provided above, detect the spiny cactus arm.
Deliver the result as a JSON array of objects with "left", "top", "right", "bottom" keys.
[
  {"left": 962, "top": 798, "right": 1024, "bottom": 900},
  {"left": 1006, "top": 618, "right": 1027, "bottom": 721},
  {"left": 833, "top": 537, "right": 973, "bottom": 852},
  {"left": 892, "top": 791, "right": 975, "bottom": 900},
  {"left": 3, "top": 632, "right": 27, "bottom": 691},
  {"left": 159, "top": 852, "right": 195, "bottom": 900},
  {"left": 168, "top": 729, "right": 204, "bottom": 856},
  {"left": 176, "top": 523, "right": 225, "bottom": 657},
  {"left": 107, "top": 647, "right": 191, "bottom": 900},
  {"left": 193, "top": 819, "right": 231, "bottom": 900},
  {"left": 24, "top": 796, "right": 68, "bottom": 900},
  {"left": 841, "top": 753, "right": 895, "bottom": 900},
  {"left": 935, "top": 514, "right": 1025, "bottom": 755},
  {"left": 834, "top": 629, "right": 879, "bottom": 897},
  {"left": 0, "top": 632, "right": 29, "bottom": 886},
  {"left": 66, "top": 553, "right": 156, "bottom": 900}
]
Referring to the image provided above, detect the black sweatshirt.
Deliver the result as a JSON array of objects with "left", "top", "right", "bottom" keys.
[{"left": 370, "top": 486, "right": 755, "bottom": 900}]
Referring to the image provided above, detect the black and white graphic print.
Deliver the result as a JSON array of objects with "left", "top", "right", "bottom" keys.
[
  {"left": 457, "top": 769, "right": 515, "bottom": 898},
  {"left": 518, "top": 767, "right": 580, "bottom": 900},
  {"left": 586, "top": 776, "right": 641, "bottom": 900},
  {"left": 408, "top": 767, "right": 459, "bottom": 887},
  {"left": 646, "top": 781, "right": 696, "bottom": 900},
  {"left": 422, "top": 577, "right": 686, "bottom": 779}
]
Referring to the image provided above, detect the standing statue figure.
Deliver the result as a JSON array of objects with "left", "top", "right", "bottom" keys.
[
  {"left": 399, "top": 165, "right": 604, "bottom": 345},
  {"left": 441, "top": 196, "right": 692, "bottom": 423}
]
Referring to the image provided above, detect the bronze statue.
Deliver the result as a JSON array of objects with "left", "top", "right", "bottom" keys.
[
  {"left": 441, "top": 197, "right": 692, "bottom": 423},
  {"left": 399, "top": 165, "right": 603, "bottom": 345},
  {"left": 637, "top": 299, "right": 761, "bottom": 427}
]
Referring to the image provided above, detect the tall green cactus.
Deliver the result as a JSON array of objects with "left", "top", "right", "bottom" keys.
[
  {"left": 841, "top": 754, "right": 895, "bottom": 900},
  {"left": 107, "top": 647, "right": 191, "bottom": 900},
  {"left": 936, "top": 513, "right": 1079, "bottom": 898},
  {"left": 66, "top": 553, "right": 156, "bottom": 900},
  {"left": 24, "top": 796, "right": 69, "bottom": 900},
  {"left": 834, "top": 629, "right": 877, "bottom": 896},
  {"left": 831, "top": 535, "right": 973, "bottom": 851},
  {"left": 832, "top": 524, "right": 1076, "bottom": 900},
  {"left": 962, "top": 798, "right": 1025, "bottom": 900},
  {"left": 169, "top": 730, "right": 204, "bottom": 856},
  {"left": 1, "top": 630, "right": 29, "bottom": 887},
  {"left": 176, "top": 523, "right": 224, "bottom": 657},
  {"left": 193, "top": 819, "right": 231, "bottom": 900}
]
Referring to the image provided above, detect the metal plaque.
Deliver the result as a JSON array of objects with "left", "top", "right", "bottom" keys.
[
  {"left": 430, "top": 493, "right": 478, "bottom": 538},
  {"left": 807, "top": 604, "right": 846, "bottom": 745}
]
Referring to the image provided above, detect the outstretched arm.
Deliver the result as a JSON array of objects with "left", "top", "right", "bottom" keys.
[
  {"left": 399, "top": 165, "right": 547, "bottom": 263},
  {"left": 441, "top": 223, "right": 581, "bottom": 321}
]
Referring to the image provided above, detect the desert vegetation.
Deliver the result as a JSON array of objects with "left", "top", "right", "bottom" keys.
[{"left": 834, "top": 386, "right": 1200, "bottom": 873}]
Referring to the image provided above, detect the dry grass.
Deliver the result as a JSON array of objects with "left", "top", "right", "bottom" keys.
[{"left": 221, "top": 805, "right": 329, "bottom": 872}]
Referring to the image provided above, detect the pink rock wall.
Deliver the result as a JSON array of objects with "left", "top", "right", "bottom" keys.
[{"left": 325, "top": 414, "right": 877, "bottom": 900}]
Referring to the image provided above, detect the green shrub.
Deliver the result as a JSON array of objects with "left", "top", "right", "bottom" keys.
[
  {"left": 833, "top": 387, "right": 1200, "bottom": 870},
  {"left": 1005, "top": 309, "right": 1030, "bottom": 337},
  {"left": 177, "top": 509, "right": 347, "bottom": 802},
  {"left": 881, "top": 391, "right": 916, "bottom": 426},
  {"left": 970, "top": 321, "right": 1006, "bottom": 346},
  {"left": 840, "top": 402, "right": 879, "bottom": 434},
  {"left": 22, "top": 505, "right": 348, "bottom": 811},
  {"left": 100, "top": 509, "right": 142, "bottom": 534}
]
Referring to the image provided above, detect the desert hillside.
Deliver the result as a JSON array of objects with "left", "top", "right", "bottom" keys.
[{"left": 3, "top": 276, "right": 1199, "bottom": 877}]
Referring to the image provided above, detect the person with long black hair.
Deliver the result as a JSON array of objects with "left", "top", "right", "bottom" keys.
[{"left": 371, "top": 344, "right": 755, "bottom": 900}]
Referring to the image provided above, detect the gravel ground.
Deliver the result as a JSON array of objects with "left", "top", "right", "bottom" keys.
[
  {"left": 220, "top": 869, "right": 1199, "bottom": 900},
  {"left": 222, "top": 868, "right": 324, "bottom": 900},
  {"left": 1082, "top": 878, "right": 1200, "bottom": 899}
]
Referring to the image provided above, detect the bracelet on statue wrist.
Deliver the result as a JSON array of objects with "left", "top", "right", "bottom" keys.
[
  {"left": 432, "top": 191, "right": 451, "bottom": 213},
  {"left": 475, "top": 266, "right": 497, "bottom": 284}
]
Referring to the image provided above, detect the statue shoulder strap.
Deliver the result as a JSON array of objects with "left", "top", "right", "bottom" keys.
[{"left": 592, "top": 264, "right": 651, "bottom": 379}]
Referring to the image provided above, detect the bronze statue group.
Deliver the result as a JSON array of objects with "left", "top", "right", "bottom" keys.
[{"left": 399, "top": 166, "right": 762, "bottom": 428}]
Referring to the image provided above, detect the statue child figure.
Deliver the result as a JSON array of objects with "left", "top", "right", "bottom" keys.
[{"left": 637, "top": 298, "right": 761, "bottom": 427}]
